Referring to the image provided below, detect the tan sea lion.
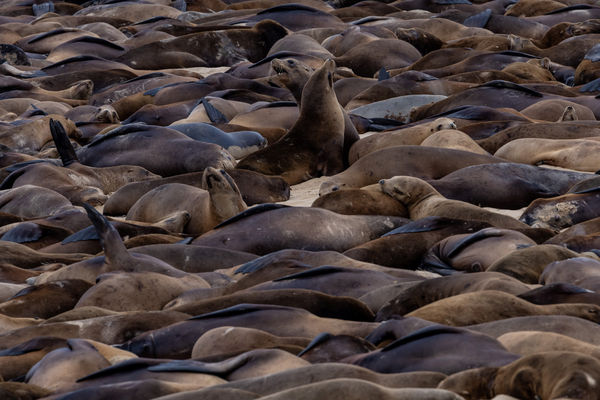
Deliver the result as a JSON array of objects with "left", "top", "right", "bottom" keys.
[
  {"left": 127, "top": 168, "right": 247, "bottom": 235},
  {"left": 378, "top": 176, "right": 531, "bottom": 230},
  {"left": 347, "top": 118, "right": 457, "bottom": 163},
  {"left": 420, "top": 129, "right": 489, "bottom": 155}
]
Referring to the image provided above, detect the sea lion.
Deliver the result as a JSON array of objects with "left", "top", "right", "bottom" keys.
[
  {"left": 319, "top": 146, "right": 503, "bottom": 195},
  {"left": 311, "top": 186, "right": 409, "bottom": 217},
  {"left": 420, "top": 129, "right": 489, "bottom": 155},
  {"left": 476, "top": 121, "right": 600, "bottom": 154},
  {"left": 495, "top": 137, "right": 600, "bottom": 172},
  {"left": 267, "top": 57, "right": 359, "bottom": 167},
  {"left": 498, "top": 331, "right": 600, "bottom": 359},
  {"left": 191, "top": 326, "right": 310, "bottom": 360},
  {"left": 126, "top": 168, "right": 247, "bottom": 235},
  {"left": 540, "top": 257, "right": 600, "bottom": 291},
  {"left": 32, "top": 204, "right": 201, "bottom": 285},
  {"left": 1, "top": 119, "right": 159, "bottom": 205},
  {"left": 118, "top": 304, "right": 378, "bottom": 359},
  {"left": 0, "top": 185, "right": 74, "bottom": 219},
  {"left": 407, "top": 290, "right": 600, "bottom": 326},
  {"left": 347, "top": 325, "right": 519, "bottom": 375},
  {"left": 0, "top": 279, "right": 91, "bottom": 319},
  {"left": 191, "top": 205, "right": 407, "bottom": 255},
  {"left": 487, "top": 244, "right": 581, "bottom": 284},
  {"left": 76, "top": 123, "right": 236, "bottom": 176},
  {"left": 421, "top": 228, "right": 536, "bottom": 275},
  {"left": 376, "top": 272, "right": 531, "bottom": 321},
  {"left": 347, "top": 118, "right": 457, "bottom": 163},
  {"left": 426, "top": 162, "right": 593, "bottom": 209},
  {"left": 520, "top": 100, "right": 594, "bottom": 121},
  {"left": 520, "top": 190, "right": 600, "bottom": 231},
  {"left": 378, "top": 176, "right": 532, "bottom": 230},
  {"left": 0, "top": 114, "right": 80, "bottom": 152},
  {"left": 236, "top": 59, "right": 345, "bottom": 184}
]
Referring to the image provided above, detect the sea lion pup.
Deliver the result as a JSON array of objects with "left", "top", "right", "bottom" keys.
[
  {"left": 348, "top": 118, "right": 457, "bottom": 164},
  {"left": 0, "top": 119, "right": 159, "bottom": 205},
  {"left": 126, "top": 168, "right": 247, "bottom": 235},
  {"left": 32, "top": 204, "right": 197, "bottom": 285},
  {"left": 267, "top": 57, "right": 359, "bottom": 167},
  {"left": 235, "top": 59, "right": 345, "bottom": 185},
  {"left": 378, "top": 176, "right": 531, "bottom": 230}
]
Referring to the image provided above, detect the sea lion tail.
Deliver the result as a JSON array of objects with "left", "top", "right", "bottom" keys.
[
  {"left": 49, "top": 118, "right": 78, "bottom": 167},
  {"left": 82, "top": 203, "right": 129, "bottom": 265}
]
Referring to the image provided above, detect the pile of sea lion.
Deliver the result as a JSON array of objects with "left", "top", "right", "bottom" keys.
[{"left": 4, "top": 0, "right": 600, "bottom": 398}]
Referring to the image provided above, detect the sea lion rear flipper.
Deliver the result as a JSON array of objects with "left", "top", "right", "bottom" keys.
[
  {"left": 201, "top": 98, "right": 228, "bottom": 124},
  {"left": 581, "top": 78, "right": 600, "bottom": 93},
  {"left": 49, "top": 118, "right": 78, "bottom": 167},
  {"left": 148, "top": 354, "right": 250, "bottom": 376},
  {"left": 1, "top": 222, "right": 42, "bottom": 243},
  {"left": 463, "top": 8, "right": 492, "bottom": 28},
  {"left": 82, "top": 203, "right": 129, "bottom": 265}
]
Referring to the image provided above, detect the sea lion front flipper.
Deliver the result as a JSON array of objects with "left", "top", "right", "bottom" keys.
[
  {"left": 49, "top": 118, "right": 78, "bottom": 167},
  {"left": 82, "top": 203, "right": 129, "bottom": 266}
]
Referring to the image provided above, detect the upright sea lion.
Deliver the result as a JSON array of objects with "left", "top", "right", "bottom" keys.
[{"left": 236, "top": 59, "right": 345, "bottom": 184}]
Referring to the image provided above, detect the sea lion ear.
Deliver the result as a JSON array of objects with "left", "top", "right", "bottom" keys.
[{"left": 540, "top": 57, "right": 551, "bottom": 70}]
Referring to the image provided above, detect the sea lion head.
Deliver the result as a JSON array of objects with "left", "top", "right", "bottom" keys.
[
  {"left": 378, "top": 176, "right": 439, "bottom": 207},
  {"left": 202, "top": 167, "right": 247, "bottom": 221},
  {"left": 430, "top": 117, "right": 457, "bottom": 132}
]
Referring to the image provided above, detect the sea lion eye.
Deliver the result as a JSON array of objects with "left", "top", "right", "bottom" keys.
[{"left": 287, "top": 59, "right": 295, "bottom": 66}]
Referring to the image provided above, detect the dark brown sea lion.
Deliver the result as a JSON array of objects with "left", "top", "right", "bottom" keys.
[
  {"left": 76, "top": 123, "right": 235, "bottom": 176},
  {"left": 0, "top": 279, "right": 91, "bottom": 319},
  {"left": 343, "top": 217, "right": 495, "bottom": 270},
  {"left": 114, "top": 20, "right": 288, "bottom": 69},
  {"left": 236, "top": 59, "right": 345, "bottom": 184},
  {"left": 319, "top": 146, "right": 503, "bottom": 195},
  {"left": 427, "top": 162, "right": 593, "bottom": 209},
  {"left": 346, "top": 325, "right": 519, "bottom": 375},
  {"left": 118, "top": 304, "right": 378, "bottom": 359},
  {"left": 191, "top": 205, "right": 407, "bottom": 255},
  {"left": 378, "top": 176, "right": 531, "bottom": 230}
]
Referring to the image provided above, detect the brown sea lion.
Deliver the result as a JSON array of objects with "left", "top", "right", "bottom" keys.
[
  {"left": 311, "top": 185, "right": 409, "bottom": 217},
  {"left": 540, "top": 257, "right": 600, "bottom": 291},
  {"left": 407, "top": 290, "right": 600, "bottom": 326},
  {"left": 520, "top": 100, "right": 594, "bottom": 121},
  {"left": 0, "top": 185, "right": 74, "bottom": 219},
  {"left": 487, "top": 244, "right": 581, "bottom": 284},
  {"left": 376, "top": 272, "right": 531, "bottom": 321},
  {"left": 347, "top": 118, "right": 457, "bottom": 163},
  {"left": 191, "top": 326, "right": 309, "bottom": 360},
  {"left": 520, "top": 190, "right": 600, "bottom": 231},
  {"left": 378, "top": 176, "right": 531, "bottom": 230},
  {"left": 0, "top": 114, "right": 80, "bottom": 152},
  {"left": 319, "top": 146, "right": 503, "bottom": 195},
  {"left": 498, "top": 331, "right": 600, "bottom": 359},
  {"left": 1, "top": 119, "right": 159, "bottom": 205},
  {"left": 126, "top": 168, "right": 247, "bottom": 235},
  {"left": 420, "top": 129, "right": 489, "bottom": 155},
  {"left": 236, "top": 59, "right": 345, "bottom": 184}
]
